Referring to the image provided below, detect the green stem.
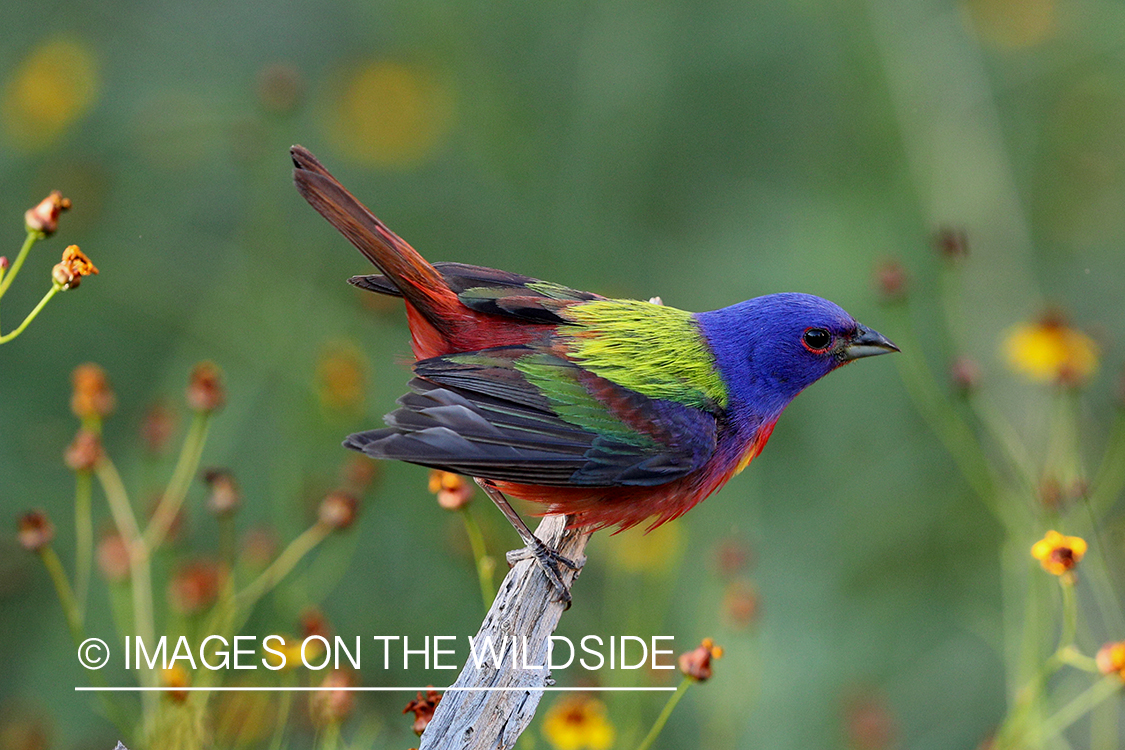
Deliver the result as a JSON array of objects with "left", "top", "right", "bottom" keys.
[
  {"left": 635, "top": 677, "right": 692, "bottom": 750},
  {"left": 316, "top": 721, "right": 341, "bottom": 750},
  {"left": 75, "top": 470, "right": 93, "bottom": 621},
  {"left": 460, "top": 507, "right": 495, "bottom": 610},
  {"left": 0, "top": 230, "right": 38, "bottom": 298},
  {"left": 1029, "top": 676, "right": 1122, "bottom": 745},
  {"left": 268, "top": 673, "right": 296, "bottom": 750},
  {"left": 1089, "top": 409, "right": 1125, "bottom": 517},
  {"left": 0, "top": 284, "right": 60, "bottom": 344},
  {"left": 235, "top": 521, "right": 332, "bottom": 611},
  {"left": 144, "top": 411, "right": 211, "bottom": 551},
  {"left": 39, "top": 546, "right": 83, "bottom": 645}
]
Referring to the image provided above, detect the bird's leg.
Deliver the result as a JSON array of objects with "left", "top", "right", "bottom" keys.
[{"left": 473, "top": 478, "right": 581, "bottom": 605}]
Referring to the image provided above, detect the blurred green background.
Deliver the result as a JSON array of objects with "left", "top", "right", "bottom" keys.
[{"left": 1, "top": 0, "right": 1124, "bottom": 748}]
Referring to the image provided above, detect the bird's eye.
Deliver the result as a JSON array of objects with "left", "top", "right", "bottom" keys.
[{"left": 802, "top": 327, "right": 832, "bottom": 352}]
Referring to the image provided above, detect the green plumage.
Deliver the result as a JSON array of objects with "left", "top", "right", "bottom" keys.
[{"left": 558, "top": 299, "right": 728, "bottom": 410}]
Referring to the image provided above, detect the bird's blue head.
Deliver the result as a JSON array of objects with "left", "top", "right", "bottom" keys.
[{"left": 696, "top": 293, "right": 898, "bottom": 426}]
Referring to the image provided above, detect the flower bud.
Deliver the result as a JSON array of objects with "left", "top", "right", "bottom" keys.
[
  {"left": 97, "top": 532, "right": 130, "bottom": 582},
  {"left": 70, "top": 363, "right": 115, "bottom": 420},
  {"left": 64, "top": 429, "right": 103, "bottom": 472},
  {"left": 873, "top": 259, "right": 908, "bottom": 303},
  {"left": 203, "top": 469, "right": 240, "bottom": 516},
  {"left": 17, "top": 510, "right": 55, "bottom": 551},
  {"left": 318, "top": 490, "right": 359, "bottom": 530},
  {"left": 186, "top": 361, "right": 225, "bottom": 413},
  {"left": 310, "top": 671, "right": 354, "bottom": 727},
  {"left": 25, "top": 190, "right": 71, "bottom": 236},
  {"left": 678, "top": 637, "right": 723, "bottom": 681}
]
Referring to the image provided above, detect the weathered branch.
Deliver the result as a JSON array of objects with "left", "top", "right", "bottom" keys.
[{"left": 420, "top": 515, "right": 591, "bottom": 750}]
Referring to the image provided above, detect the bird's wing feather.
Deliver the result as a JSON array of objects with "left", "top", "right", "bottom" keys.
[
  {"left": 350, "top": 263, "right": 605, "bottom": 324},
  {"left": 345, "top": 347, "right": 717, "bottom": 487}
]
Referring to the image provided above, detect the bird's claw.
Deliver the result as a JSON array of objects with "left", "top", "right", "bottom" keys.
[{"left": 507, "top": 540, "right": 585, "bottom": 608}]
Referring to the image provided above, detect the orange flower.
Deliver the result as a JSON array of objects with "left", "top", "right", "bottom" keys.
[
  {"left": 70, "top": 363, "right": 114, "bottom": 420},
  {"left": 1003, "top": 314, "right": 1098, "bottom": 385},
  {"left": 541, "top": 694, "right": 615, "bottom": 750},
  {"left": 51, "top": 245, "right": 97, "bottom": 290},
  {"left": 403, "top": 688, "right": 442, "bottom": 735},
  {"left": 679, "top": 637, "right": 724, "bottom": 681},
  {"left": 1095, "top": 641, "right": 1125, "bottom": 680},
  {"left": 161, "top": 665, "right": 190, "bottom": 702},
  {"left": 428, "top": 470, "right": 473, "bottom": 510},
  {"left": 1030, "top": 530, "right": 1087, "bottom": 576}
]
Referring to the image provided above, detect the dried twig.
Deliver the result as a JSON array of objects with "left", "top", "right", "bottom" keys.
[{"left": 420, "top": 515, "right": 591, "bottom": 749}]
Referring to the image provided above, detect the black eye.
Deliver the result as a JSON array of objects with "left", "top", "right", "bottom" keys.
[{"left": 802, "top": 327, "right": 832, "bottom": 352}]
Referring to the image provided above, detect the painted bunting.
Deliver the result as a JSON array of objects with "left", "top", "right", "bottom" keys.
[{"left": 292, "top": 146, "right": 897, "bottom": 599}]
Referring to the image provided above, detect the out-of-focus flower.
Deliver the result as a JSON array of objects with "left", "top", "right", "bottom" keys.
[
  {"left": 934, "top": 227, "right": 969, "bottom": 260},
  {"left": 714, "top": 535, "right": 753, "bottom": 577},
  {"left": 70, "top": 363, "right": 114, "bottom": 420},
  {"left": 300, "top": 608, "right": 331, "bottom": 641},
  {"left": 240, "top": 526, "right": 278, "bottom": 569},
  {"left": 1038, "top": 476, "right": 1063, "bottom": 511},
  {"left": 318, "top": 490, "right": 359, "bottom": 530},
  {"left": 51, "top": 245, "right": 97, "bottom": 290},
  {"left": 949, "top": 356, "right": 981, "bottom": 394},
  {"left": 24, "top": 190, "right": 70, "bottom": 236},
  {"left": 873, "top": 260, "right": 908, "bottom": 303},
  {"left": 261, "top": 634, "right": 313, "bottom": 672},
  {"left": 309, "top": 671, "right": 354, "bottom": 727},
  {"left": 17, "top": 511, "right": 54, "bottom": 551},
  {"left": 679, "top": 637, "right": 723, "bottom": 681},
  {"left": 722, "top": 579, "right": 760, "bottom": 629},
  {"left": 140, "top": 400, "right": 177, "bottom": 454},
  {"left": 963, "top": 0, "right": 1056, "bottom": 50},
  {"left": 167, "top": 559, "right": 226, "bottom": 615},
  {"left": 844, "top": 693, "right": 897, "bottom": 750},
  {"left": 186, "top": 361, "right": 225, "bottom": 413},
  {"left": 321, "top": 59, "right": 453, "bottom": 168},
  {"left": 96, "top": 532, "right": 130, "bottom": 582},
  {"left": 257, "top": 63, "right": 303, "bottom": 115},
  {"left": 340, "top": 453, "right": 379, "bottom": 494},
  {"left": 428, "top": 470, "right": 473, "bottom": 510},
  {"left": 1003, "top": 314, "right": 1099, "bottom": 386},
  {"left": 403, "top": 688, "right": 441, "bottom": 736},
  {"left": 1031, "top": 530, "right": 1087, "bottom": 576},
  {"left": 608, "top": 521, "right": 682, "bottom": 575},
  {"left": 203, "top": 468, "right": 240, "bottom": 516},
  {"left": 2, "top": 35, "right": 99, "bottom": 150},
  {"left": 63, "top": 429, "right": 102, "bottom": 472},
  {"left": 541, "top": 694, "right": 615, "bottom": 750},
  {"left": 160, "top": 665, "right": 190, "bottom": 703},
  {"left": 316, "top": 340, "right": 366, "bottom": 414},
  {"left": 1095, "top": 641, "right": 1125, "bottom": 680}
]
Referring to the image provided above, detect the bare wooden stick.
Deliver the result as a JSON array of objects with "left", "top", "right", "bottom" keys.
[{"left": 419, "top": 514, "right": 592, "bottom": 750}]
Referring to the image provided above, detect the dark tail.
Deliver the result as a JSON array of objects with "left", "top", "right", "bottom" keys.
[{"left": 291, "top": 145, "right": 461, "bottom": 334}]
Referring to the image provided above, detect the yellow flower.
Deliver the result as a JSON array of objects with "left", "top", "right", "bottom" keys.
[
  {"left": 1096, "top": 641, "right": 1125, "bottom": 680},
  {"left": 160, "top": 664, "right": 190, "bottom": 702},
  {"left": 1030, "top": 530, "right": 1087, "bottom": 576},
  {"left": 542, "top": 695, "right": 615, "bottom": 750},
  {"left": 428, "top": 470, "right": 473, "bottom": 510},
  {"left": 1003, "top": 316, "right": 1099, "bottom": 385},
  {"left": 3, "top": 35, "right": 99, "bottom": 149},
  {"left": 320, "top": 59, "right": 453, "bottom": 168}
]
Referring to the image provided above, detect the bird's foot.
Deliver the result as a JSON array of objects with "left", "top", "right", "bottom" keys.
[{"left": 506, "top": 538, "right": 586, "bottom": 608}]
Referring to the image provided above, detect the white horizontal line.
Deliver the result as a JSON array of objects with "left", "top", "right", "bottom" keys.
[{"left": 75, "top": 686, "right": 676, "bottom": 692}]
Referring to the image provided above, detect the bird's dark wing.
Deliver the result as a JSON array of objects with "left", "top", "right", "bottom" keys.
[
  {"left": 344, "top": 347, "right": 717, "bottom": 487},
  {"left": 350, "top": 263, "right": 605, "bottom": 324}
]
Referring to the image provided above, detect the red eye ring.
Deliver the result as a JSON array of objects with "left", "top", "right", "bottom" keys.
[{"left": 801, "top": 327, "right": 832, "bottom": 353}]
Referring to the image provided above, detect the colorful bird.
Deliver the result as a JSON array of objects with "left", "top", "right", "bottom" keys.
[{"left": 292, "top": 146, "right": 898, "bottom": 599}]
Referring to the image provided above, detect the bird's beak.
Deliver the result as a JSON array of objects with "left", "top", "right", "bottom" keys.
[{"left": 840, "top": 325, "right": 900, "bottom": 360}]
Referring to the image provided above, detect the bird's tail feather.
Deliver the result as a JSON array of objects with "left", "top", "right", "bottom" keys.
[{"left": 291, "top": 145, "right": 461, "bottom": 335}]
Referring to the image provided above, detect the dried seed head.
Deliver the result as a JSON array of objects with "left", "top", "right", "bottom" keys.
[
  {"left": 678, "top": 637, "right": 724, "bottom": 681},
  {"left": 203, "top": 468, "right": 240, "bottom": 516},
  {"left": 186, "top": 361, "right": 225, "bottom": 413},
  {"left": 403, "top": 689, "right": 442, "bottom": 736},
  {"left": 318, "top": 490, "right": 359, "bottom": 530},
  {"left": 64, "top": 429, "right": 103, "bottom": 472},
  {"left": 51, "top": 245, "right": 97, "bottom": 290},
  {"left": 17, "top": 510, "right": 55, "bottom": 551},
  {"left": 25, "top": 190, "right": 71, "bottom": 236}
]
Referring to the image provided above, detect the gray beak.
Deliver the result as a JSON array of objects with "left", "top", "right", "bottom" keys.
[{"left": 840, "top": 325, "right": 900, "bottom": 360}]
